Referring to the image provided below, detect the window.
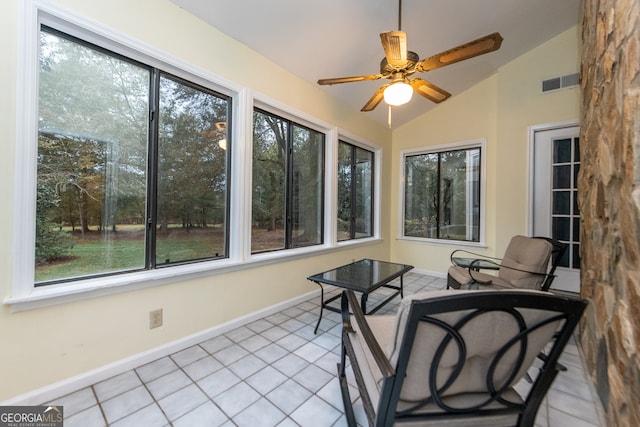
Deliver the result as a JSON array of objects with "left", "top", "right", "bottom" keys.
[
  {"left": 251, "top": 109, "right": 325, "bottom": 253},
  {"left": 35, "top": 25, "right": 231, "bottom": 285},
  {"left": 403, "top": 143, "right": 482, "bottom": 242},
  {"left": 337, "top": 141, "right": 374, "bottom": 241}
]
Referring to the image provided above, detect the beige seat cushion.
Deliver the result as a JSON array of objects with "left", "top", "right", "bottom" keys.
[
  {"left": 386, "top": 290, "right": 559, "bottom": 404},
  {"left": 498, "top": 236, "right": 552, "bottom": 289},
  {"left": 448, "top": 236, "right": 552, "bottom": 290}
]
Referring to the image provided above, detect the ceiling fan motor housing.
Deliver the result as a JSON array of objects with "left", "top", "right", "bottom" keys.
[{"left": 380, "top": 51, "right": 419, "bottom": 73}]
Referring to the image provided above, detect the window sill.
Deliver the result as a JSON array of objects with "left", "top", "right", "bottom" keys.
[
  {"left": 397, "top": 236, "right": 488, "bottom": 249},
  {"left": 5, "top": 238, "right": 383, "bottom": 312}
]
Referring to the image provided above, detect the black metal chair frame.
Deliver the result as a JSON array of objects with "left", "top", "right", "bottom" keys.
[
  {"left": 447, "top": 237, "right": 567, "bottom": 291},
  {"left": 338, "top": 289, "right": 587, "bottom": 427}
]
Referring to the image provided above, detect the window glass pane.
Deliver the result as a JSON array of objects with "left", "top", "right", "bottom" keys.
[
  {"left": 291, "top": 125, "right": 324, "bottom": 248},
  {"left": 337, "top": 142, "right": 352, "bottom": 241},
  {"left": 439, "top": 149, "right": 480, "bottom": 241},
  {"left": 574, "top": 137, "right": 580, "bottom": 162},
  {"left": 251, "top": 111, "right": 287, "bottom": 252},
  {"left": 156, "top": 75, "right": 229, "bottom": 265},
  {"left": 338, "top": 142, "right": 374, "bottom": 242},
  {"left": 354, "top": 147, "right": 373, "bottom": 238},
  {"left": 36, "top": 29, "right": 149, "bottom": 284},
  {"left": 553, "top": 138, "right": 572, "bottom": 163},
  {"left": 404, "top": 153, "right": 438, "bottom": 238}
]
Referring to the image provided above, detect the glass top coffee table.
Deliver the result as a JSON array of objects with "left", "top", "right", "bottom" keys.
[{"left": 307, "top": 259, "right": 414, "bottom": 334}]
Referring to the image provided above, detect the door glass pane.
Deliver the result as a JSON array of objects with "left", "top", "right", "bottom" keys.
[
  {"left": 156, "top": 75, "right": 229, "bottom": 265},
  {"left": 553, "top": 138, "right": 572, "bottom": 163},
  {"left": 290, "top": 125, "right": 324, "bottom": 248},
  {"left": 558, "top": 245, "right": 570, "bottom": 267},
  {"left": 550, "top": 136, "right": 581, "bottom": 274},
  {"left": 36, "top": 29, "right": 149, "bottom": 284},
  {"left": 252, "top": 111, "right": 287, "bottom": 252},
  {"left": 573, "top": 243, "right": 581, "bottom": 269},
  {"left": 553, "top": 165, "right": 572, "bottom": 188},
  {"left": 337, "top": 142, "right": 352, "bottom": 241},
  {"left": 404, "top": 153, "right": 438, "bottom": 238},
  {"left": 553, "top": 191, "right": 571, "bottom": 214},
  {"left": 552, "top": 217, "right": 571, "bottom": 241}
]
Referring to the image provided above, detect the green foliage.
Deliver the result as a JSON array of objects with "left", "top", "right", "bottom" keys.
[{"left": 35, "top": 183, "right": 74, "bottom": 264}]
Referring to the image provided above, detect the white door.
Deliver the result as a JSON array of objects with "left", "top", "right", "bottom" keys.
[{"left": 531, "top": 125, "right": 581, "bottom": 293}]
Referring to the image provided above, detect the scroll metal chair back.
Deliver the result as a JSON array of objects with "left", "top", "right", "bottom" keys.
[{"left": 338, "top": 289, "right": 587, "bottom": 427}]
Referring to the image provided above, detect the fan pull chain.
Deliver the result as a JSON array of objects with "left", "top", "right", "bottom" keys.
[{"left": 388, "top": 105, "right": 392, "bottom": 128}]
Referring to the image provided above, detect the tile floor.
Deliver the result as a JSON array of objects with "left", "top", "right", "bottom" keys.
[{"left": 45, "top": 272, "right": 603, "bottom": 427}]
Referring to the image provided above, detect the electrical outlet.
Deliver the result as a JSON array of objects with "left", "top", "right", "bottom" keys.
[{"left": 149, "top": 309, "right": 163, "bottom": 329}]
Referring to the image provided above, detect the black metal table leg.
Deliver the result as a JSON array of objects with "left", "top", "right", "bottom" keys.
[{"left": 313, "top": 282, "right": 325, "bottom": 334}]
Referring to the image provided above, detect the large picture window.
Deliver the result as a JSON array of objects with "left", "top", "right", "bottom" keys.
[
  {"left": 35, "top": 26, "right": 231, "bottom": 285},
  {"left": 403, "top": 144, "right": 482, "bottom": 242},
  {"left": 251, "top": 109, "right": 324, "bottom": 253},
  {"left": 337, "top": 141, "right": 374, "bottom": 241}
]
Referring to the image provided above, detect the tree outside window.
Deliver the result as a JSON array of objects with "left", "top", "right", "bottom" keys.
[
  {"left": 252, "top": 110, "right": 324, "bottom": 253},
  {"left": 35, "top": 26, "right": 230, "bottom": 285},
  {"left": 337, "top": 141, "right": 374, "bottom": 241}
]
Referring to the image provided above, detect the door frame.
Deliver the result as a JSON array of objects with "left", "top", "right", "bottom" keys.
[
  {"left": 527, "top": 120, "right": 581, "bottom": 293},
  {"left": 526, "top": 120, "right": 580, "bottom": 235}
]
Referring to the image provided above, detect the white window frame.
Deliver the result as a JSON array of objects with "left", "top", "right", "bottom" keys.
[
  {"left": 8, "top": 1, "right": 382, "bottom": 311},
  {"left": 335, "top": 135, "right": 381, "bottom": 244},
  {"left": 398, "top": 139, "right": 486, "bottom": 247}
]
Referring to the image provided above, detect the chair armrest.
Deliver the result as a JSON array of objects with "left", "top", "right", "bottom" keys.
[
  {"left": 450, "top": 249, "right": 502, "bottom": 264},
  {"left": 467, "top": 259, "right": 500, "bottom": 284},
  {"left": 468, "top": 260, "right": 551, "bottom": 287},
  {"left": 341, "top": 290, "right": 395, "bottom": 378}
]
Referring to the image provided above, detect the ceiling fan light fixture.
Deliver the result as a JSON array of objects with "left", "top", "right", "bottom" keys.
[{"left": 384, "top": 81, "right": 413, "bottom": 106}]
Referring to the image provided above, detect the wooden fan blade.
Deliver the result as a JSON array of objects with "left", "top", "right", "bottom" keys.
[
  {"left": 361, "top": 84, "right": 389, "bottom": 111},
  {"left": 416, "top": 32, "right": 503, "bottom": 73},
  {"left": 409, "top": 78, "right": 451, "bottom": 103},
  {"left": 317, "top": 74, "right": 384, "bottom": 85},
  {"left": 380, "top": 31, "right": 408, "bottom": 67}
]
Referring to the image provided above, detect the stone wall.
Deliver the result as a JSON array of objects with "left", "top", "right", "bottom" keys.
[{"left": 579, "top": 0, "right": 640, "bottom": 426}]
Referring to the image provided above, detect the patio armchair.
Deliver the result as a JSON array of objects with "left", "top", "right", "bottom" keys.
[
  {"left": 447, "top": 235, "right": 566, "bottom": 291},
  {"left": 337, "top": 288, "right": 587, "bottom": 427}
]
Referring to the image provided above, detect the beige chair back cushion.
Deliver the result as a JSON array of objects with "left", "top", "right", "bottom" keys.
[
  {"left": 387, "top": 290, "right": 560, "bottom": 403},
  {"left": 498, "top": 235, "right": 552, "bottom": 289}
]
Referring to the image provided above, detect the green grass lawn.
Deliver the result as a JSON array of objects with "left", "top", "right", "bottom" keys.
[{"left": 35, "top": 227, "right": 225, "bottom": 284}]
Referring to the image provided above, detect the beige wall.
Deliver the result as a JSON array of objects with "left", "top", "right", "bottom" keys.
[
  {"left": 0, "top": 0, "right": 391, "bottom": 400},
  {"left": 0, "top": 0, "right": 581, "bottom": 402},
  {"left": 390, "top": 26, "right": 581, "bottom": 273}
]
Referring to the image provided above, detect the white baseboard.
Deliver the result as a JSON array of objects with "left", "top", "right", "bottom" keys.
[
  {"left": 2, "top": 289, "right": 319, "bottom": 406},
  {"left": 411, "top": 268, "right": 446, "bottom": 279}
]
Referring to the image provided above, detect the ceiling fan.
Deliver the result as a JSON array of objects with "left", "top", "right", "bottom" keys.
[{"left": 317, "top": 1, "right": 503, "bottom": 112}]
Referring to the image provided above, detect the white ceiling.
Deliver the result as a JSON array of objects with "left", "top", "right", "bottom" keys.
[{"left": 170, "top": 0, "right": 581, "bottom": 128}]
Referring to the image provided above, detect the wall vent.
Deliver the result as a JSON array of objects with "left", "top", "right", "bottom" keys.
[{"left": 542, "top": 72, "right": 580, "bottom": 92}]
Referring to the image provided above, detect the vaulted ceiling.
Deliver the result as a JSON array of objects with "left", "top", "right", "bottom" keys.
[{"left": 170, "top": 0, "right": 581, "bottom": 127}]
